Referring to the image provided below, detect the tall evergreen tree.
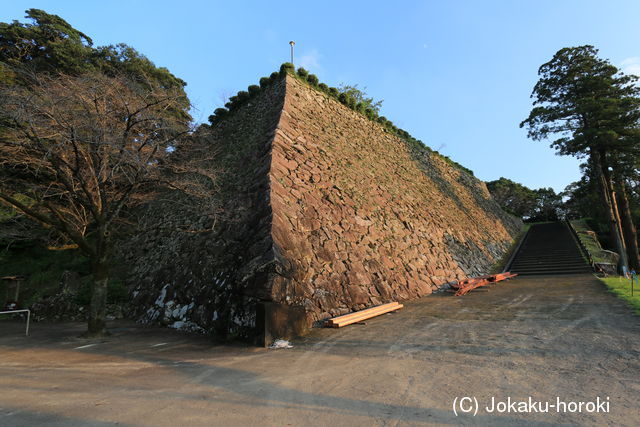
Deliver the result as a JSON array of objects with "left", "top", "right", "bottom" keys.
[{"left": 521, "top": 45, "right": 640, "bottom": 272}]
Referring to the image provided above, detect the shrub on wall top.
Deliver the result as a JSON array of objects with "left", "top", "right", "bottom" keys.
[
  {"left": 236, "top": 91, "right": 250, "bottom": 102},
  {"left": 208, "top": 107, "right": 229, "bottom": 125},
  {"left": 280, "top": 62, "right": 295, "bottom": 75},
  {"left": 207, "top": 62, "right": 474, "bottom": 176},
  {"left": 365, "top": 107, "right": 376, "bottom": 119},
  {"left": 297, "top": 67, "right": 309, "bottom": 78},
  {"left": 226, "top": 96, "right": 238, "bottom": 110},
  {"left": 248, "top": 85, "right": 261, "bottom": 96},
  {"left": 307, "top": 74, "right": 319, "bottom": 86},
  {"left": 345, "top": 95, "right": 357, "bottom": 109}
]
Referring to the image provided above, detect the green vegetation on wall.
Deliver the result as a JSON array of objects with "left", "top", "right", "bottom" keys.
[
  {"left": 206, "top": 62, "right": 475, "bottom": 177},
  {"left": 570, "top": 219, "right": 618, "bottom": 265}
]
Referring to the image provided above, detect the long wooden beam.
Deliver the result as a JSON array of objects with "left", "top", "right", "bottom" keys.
[
  {"left": 328, "top": 302, "right": 399, "bottom": 323},
  {"left": 325, "top": 302, "right": 403, "bottom": 328},
  {"left": 325, "top": 303, "right": 400, "bottom": 327}
]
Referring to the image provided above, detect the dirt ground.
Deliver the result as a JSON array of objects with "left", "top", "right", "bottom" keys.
[{"left": 1, "top": 274, "right": 639, "bottom": 426}]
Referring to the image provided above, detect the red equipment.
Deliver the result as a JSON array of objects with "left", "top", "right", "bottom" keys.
[{"left": 449, "top": 272, "right": 518, "bottom": 296}]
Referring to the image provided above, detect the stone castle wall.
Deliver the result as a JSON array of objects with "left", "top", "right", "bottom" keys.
[
  {"left": 121, "top": 78, "right": 286, "bottom": 338},
  {"left": 268, "top": 76, "right": 521, "bottom": 325},
  {"left": 122, "top": 73, "right": 521, "bottom": 342}
]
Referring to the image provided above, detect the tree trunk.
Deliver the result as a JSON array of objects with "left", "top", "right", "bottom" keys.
[
  {"left": 88, "top": 258, "right": 110, "bottom": 336},
  {"left": 592, "top": 150, "right": 628, "bottom": 272},
  {"left": 616, "top": 180, "right": 640, "bottom": 270},
  {"left": 601, "top": 156, "right": 626, "bottom": 253}
]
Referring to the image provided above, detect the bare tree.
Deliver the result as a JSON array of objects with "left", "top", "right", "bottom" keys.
[
  {"left": 217, "top": 89, "right": 234, "bottom": 108},
  {"left": 0, "top": 71, "right": 217, "bottom": 335}
]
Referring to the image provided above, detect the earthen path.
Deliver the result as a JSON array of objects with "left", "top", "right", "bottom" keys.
[{"left": 1, "top": 274, "right": 638, "bottom": 425}]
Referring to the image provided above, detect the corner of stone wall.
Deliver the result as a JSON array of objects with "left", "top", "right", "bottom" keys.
[
  {"left": 120, "top": 75, "right": 289, "bottom": 341},
  {"left": 265, "top": 74, "right": 525, "bottom": 331}
]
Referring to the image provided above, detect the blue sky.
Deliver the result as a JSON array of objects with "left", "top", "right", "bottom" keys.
[{"left": 3, "top": 1, "right": 640, "bottom": 192}]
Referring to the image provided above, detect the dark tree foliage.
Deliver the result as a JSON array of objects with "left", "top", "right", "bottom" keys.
[
  {"left": 307, "top": 74, "right": 319, "bottom": 86},
  {"left": 296, "top": 67, "right": 309, "bottom": 78},
  {"left": 531, "top": 188, "right": 563, "bottom": 222},
  {"left": 0, "top": 8, "right": 93, "bottom": 77},
  {"left": 487, "top": 178, "right": 539, "bottom": 218},
  {"left": 279, "top": 62, "right": 294, "bottom": 75},
  {"left": 226, "top": 96, "right": 239, "bottom": 109},
  {"left": 562, "top": 176, "right": 602, "bottom": 221},
  {"left": 487, "top": 177, "right": 563, "bottom": 221},
  {"left": 236, "top": 90, "right": 250, "bottom": 102},
  {"left": 520, "top": 45, "right": 640, "bottom": 158},
  {"left": 520, "top": 45, "right": 640, "bottom": 270},
  {"left": 259, "top": 76, "right": 270, "bottom": 87},
  {"left": 0, "top": 9, "right": 191, "bottom": 125},
  {"left": 248, "top": 84, "right": 260, "bottom": 96}
]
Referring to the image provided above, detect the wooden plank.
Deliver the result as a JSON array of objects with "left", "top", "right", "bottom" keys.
[
  {"left": 330, "top": 304, "right": 403, "bottom": 328},
  {"left": 326, "top": 303, "right": 400, "bottom": 327},
  {"left": 325, "top": 302, "right": 399, "bottom": 324},
  {"left": 325, "top": 302, "right": 403, "bottom": 328}
]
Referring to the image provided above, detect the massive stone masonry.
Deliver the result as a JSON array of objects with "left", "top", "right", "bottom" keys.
[
  {"left": 121, "top": 77, "right": 286, "bottom": 338},
  {"left": 121, "top": 73, "right": 522, "bottom": 343}
]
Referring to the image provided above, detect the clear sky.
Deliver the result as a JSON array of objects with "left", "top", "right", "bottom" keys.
[{"left": 2, "top": 1, "right": 640, "bottom": 193}]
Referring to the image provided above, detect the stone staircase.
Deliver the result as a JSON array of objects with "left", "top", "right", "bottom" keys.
[{"left": 506, "top": 222, "right": 593, "bottom": 276}]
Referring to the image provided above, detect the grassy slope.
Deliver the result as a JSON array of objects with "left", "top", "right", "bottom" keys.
[
  {"left": 570, "top": 219, "right": 612, "bottom": 264},
  {"left": 571, "top": 219, "right": 640, "bottom": 315},
  {"left": 599, "top": 277, "right": 640, "bottom": 315}
]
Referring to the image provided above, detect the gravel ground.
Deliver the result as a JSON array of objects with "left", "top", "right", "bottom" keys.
[{"left": 0, "top": 273, "right": 639, "bottom": 426}]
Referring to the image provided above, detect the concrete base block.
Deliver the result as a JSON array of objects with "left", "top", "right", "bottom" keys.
[{"left": 256, "top": 302, "right": 309, "bottom": 347}]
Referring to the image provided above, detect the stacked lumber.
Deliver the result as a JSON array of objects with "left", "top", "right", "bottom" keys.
[{"left": 324, "top": 302, "right": 403, "bottom": 328}]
